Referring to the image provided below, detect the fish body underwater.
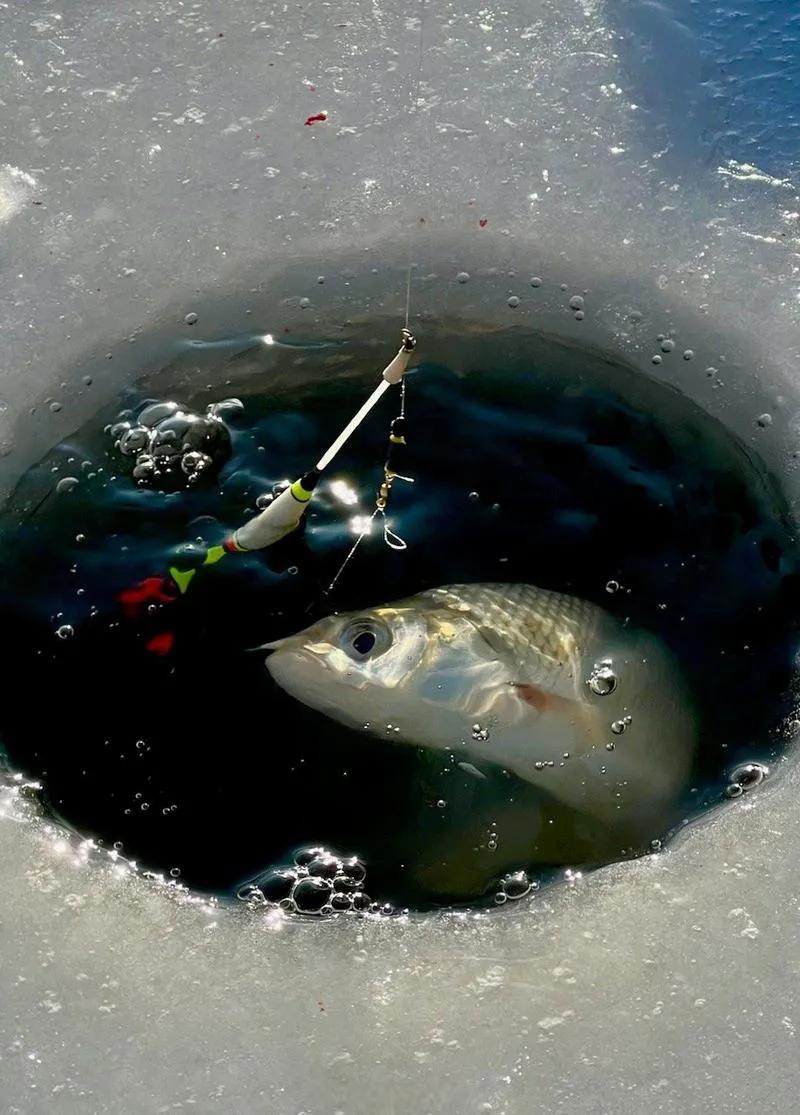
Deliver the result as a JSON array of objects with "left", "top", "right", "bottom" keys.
[{"left": 266, "top": 583, "right": 697, "bottom": 829}]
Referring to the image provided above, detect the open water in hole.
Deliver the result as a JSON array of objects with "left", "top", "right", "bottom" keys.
[{"left": 0, "top": 327, "right": 797, "bottom": 911}]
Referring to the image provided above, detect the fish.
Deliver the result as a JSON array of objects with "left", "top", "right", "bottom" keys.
[{"left": 265, "top": 583, "right": 697, "bottom": 825}]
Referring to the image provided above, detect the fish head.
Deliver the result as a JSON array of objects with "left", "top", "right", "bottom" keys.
[{"left": 265, "top": 602, "right": 460, "bottom": 731}]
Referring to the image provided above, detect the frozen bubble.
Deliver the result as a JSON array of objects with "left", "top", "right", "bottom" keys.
[
  {"left": 456, "top": 271, "right": 470, "bottom": 283},
  {"left": 55, "top": 624, "right": 74, "bottom": 639},
  {"left": 568, "top": 295, "right": 584, "bottom": 310},
  {"left": 756, "top": 413, "right": 773, "bottom": 428},
  {"left": 731, "top": 762, "right": 767, "bottom": 790},
  {"left": 683, "top": 349, "right": 694, "bottom": 361},
  {"left": 529, "top": 276, "right": 542, "bottom": 287},
  {"left": 725, "top": 783, "right": 744, "bottom": 799},
  {"left": 55, "top": 477, "right": 79, "bottom": 495},
  {"left": 118, "top": 426, "right": 150, "bottom": 456},
  {"left": 184, "top": 311, "right": 198, "bottom": 325},
  {"left": 292, "top": 877, "right": 333, "bottom": 914},
  {"left": 49, "top": 401, "right": 62, "bottom": 413},
  {"left": 181, "top": 450, "right": 212, "bottom": 476},
  {"left": 605, "top": 580, "right": 620, "bottom": 594},
  {"left": 660, "top": 339, "right": 676, "bottom": 353},
  {"left": 139, "top": 401, "right": 179, "bottom": 427},
  {"left": 351, "top": 892, "right": 370, "bottom": 912},
  {"left": 331, "top": 892, "right": 352, "bottom": 911},
  {"left": 500, "top": 870, "right": 532, "bottom": 900},
  {"left": 507, "top": 296, "right": 520, "bottom": 309},
  {"left": 587, "top": 663, "right": 617, "bottom": 696}
]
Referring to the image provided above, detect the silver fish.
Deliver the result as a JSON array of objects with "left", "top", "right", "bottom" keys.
[{"left": 266, "top": 583, "right": 697, "bottom": 824}]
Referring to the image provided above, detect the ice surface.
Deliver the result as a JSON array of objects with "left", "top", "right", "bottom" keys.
[{"left": 2, "top": 0, "right": 800, "bottom": 1111}]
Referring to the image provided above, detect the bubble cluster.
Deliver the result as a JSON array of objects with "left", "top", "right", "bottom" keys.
[
  {"left": 107, "top": 398, "right": 239, "bottom": 490},
  {"left": 496, "top": 869, "right": 536, "bottom": 903},
  {"left": 237, "top": 846, "right": 381, "bottom": 917},
  {"left": 587, "top": 660, "right": 618, "bottom": 696},
  {"left": 726, "top": 762, "right": 768, "bottom": 798},
  {"left": 611, "top": 715, "right": 632, "bottom": 734}
]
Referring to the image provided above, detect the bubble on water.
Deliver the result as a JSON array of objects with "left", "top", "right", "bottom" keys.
[
  {"left": 132, "top": 455, "right": 156, "bottom": 481},
  {"left": 611, "top": 716, "right": 632, "bottom": 734},
  {"left": 138, "top": 401, "right": 179, "bottom": 427},
  {"left": 341, "top": 856, "right": 366, "bottom": 885},
  {"left": 331, "top": 892, "right": 353, "bottom": 911},
  {"left": 500, "top": 870, "right": 532, "bottom": 900},
  {"left": 530, "top": 276, "right": 542, "bottom": 287},
  {"left": 660, "top": 339, "right": 676, "bottom": 353},
  {"left": 294, "top": 846, "right": 326, "bottom": 867},
  {"left": 207, "top": 398, "right": 244, "bottom": 420},
  {"left": 49, "top": 401, "right": 63, "bottom": 413},
  {"left": 568, "top": 295, "right": 584, "bottom": 310},
  {"left": 587, "top": 662, "right": 617, "bottom": 695},
  {"left": 472, "top": 723, "right": 490, "bottom": 742},
  {"left": 574, "top": 310, "right": 585, "bottom": 321},
  {"left": 756, "top": 413, "right": 773, "bottom": 428},
  {"left": 257, "top": 869, "right": 298, "bottom": 903},
  {"left": 351, "top": 891, "right": 371, "bottom": 912},
  {"left": 559, "top": 282, "right": 568, "bottom": 291},
  {"left": 494, "top": 892, "right": 508, "bottom": 905},
  {"left": 507, "top": 296, "right": 520, "bottom": 309},
  {"left": 730, "top": 762, "right": 767, "bottom": 790},
  {"left": 605, "top": 580, "right": 620, "bottom": 593},
  {"left": 650, "top": 838, "right": 662, "bottom": 852},
  {"left": 307, "top": 855, "right": 341, "bottom": 879},
  {"left": 55, "top": 477, "right": 79, "bottom": 495},
  {"left": 456, "top": 271, "right": 470, "bottom": 283},
  {"left": 55, "top": 624, "right": 74, "bottom": 639},
  {"left": 725, "top": 783, "right": 744, "bottom": 799},
  {"left": 683, "top": 349, "right": 694, "bottom": 361},
  {"left": 184, "top": 311, "right": 198, "bottom": 325},
  {"left": 118, "top": 426, "right": 150, "bottom": 456},
  {"left": 181, "top": 450, "right": 212, "bottom": 476},
  {"left": 292, "top": 877, "right": 332, "bottom": 913},
  {"left": 651, "top": 354, "right": 663, "bottom": 365}
]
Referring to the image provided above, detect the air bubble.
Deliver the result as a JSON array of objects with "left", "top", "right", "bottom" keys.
[
  {"left": 292, "top": 876, "right": 332, "bottom": 914},
  {"left": 437, "top": 799, "right": 447, "bottom": 809},
  {"left": 756, "top": 413, "right": 773, "bottom": 428},
  {"left": 507, "top": 296, "right": 520, "bottom": 309},
  {"left": 299, "top": 297, "right": 311, "bottom": 309},
  {"left": 55, "top": 477, "right": 79, "bottom": 495},
  {"left": 574, "top": 310, "right": 584, "bottom": 321},
  {"left": 256, "top": 493, "right": 273, "bottom": 510},
  {"left": 181, "top": 450, "right": 212, "bottom": 476},
  {"left": 568, "top": 295, "right": 584, "bottom": 310},
  {"left": 307, "top": 855, "right": 341, "bottom": 879},
  {"left": 118, "top": 426, "right": 150, "bottom": 456},
  {"left": 605, "top": 580, "right": 620, "bottom": 594},
  {"left": 55, "top": 624, "right": 74, "bottom": 639},
  {"left": 530, "top": 276, "right": 542, "bottom": 287},
  {"left": 660, "top": 339, "right": 676, "bottom": 353},
  {"left": 606, "top": 742, "right": 615, "bottom": 751},
  {"left": 49, "top": 401, "right": 63, "bottom": 413},
  {"left": 725, "top": 783, "right": 744, "bottom": 799},
  {"left": 587, "top": 663, "right": 617, "bottom": 695},
  {"left": 730, "top": 762, "right": 767, "bottom": 790},
  {"left": 472, "top": 723, "right": 490, "bottom": 742},
  {"left": 468, "top": 491, "right": 480, "bottom": 501},
  {"left": 184, "top": 312, "right": 198, "bottom": 325},
  {"left": 683, "top": 349, "right": 694, "bottom": 361},
  {"left": 611, "top": 716, "right": 631, "bottom": 735},
  {"left": 651, "top": 355, "right": 663, "bottom": 366},
  {"left": 500, "top": 870, "right": 532, "bottom": 900},
  {"left": 456, "top": 271, "right": 470, "bottom": 284},
  {"left": 169, "top": 867, "right": 181, "bottom": 878}
]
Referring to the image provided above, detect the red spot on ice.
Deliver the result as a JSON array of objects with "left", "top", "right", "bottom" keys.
[
  {"left": 146, "top": 632, "right": 175, "bottom": 656},
  {"left": 479, "top": 217, "right": 488, "bottom": 228},
  {"left": 304, "top": 111, "right": 328, "bottom": 126}
]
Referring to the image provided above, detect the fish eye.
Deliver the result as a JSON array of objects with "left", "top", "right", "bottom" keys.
[{"left": 340, "top": 617, "right": 392, "bottom": 661}]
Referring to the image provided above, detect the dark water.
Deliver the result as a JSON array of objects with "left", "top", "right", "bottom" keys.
[{"left": 0, "top": 330, "right": 797, "bottom": 910}]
